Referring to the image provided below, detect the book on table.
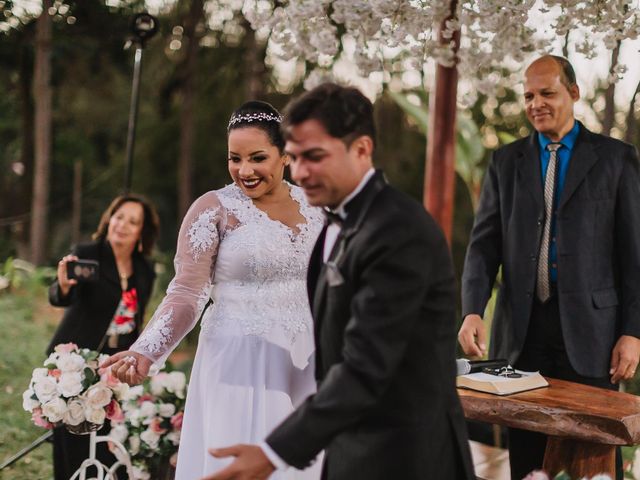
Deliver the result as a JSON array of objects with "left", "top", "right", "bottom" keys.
[{"left": 456, "top": 370, "right": 549, "bottom": 395}]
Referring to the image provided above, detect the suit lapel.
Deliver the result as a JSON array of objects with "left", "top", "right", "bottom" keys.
[
  {"left": 558, "top": 127, "right": 599, "bottom": 210},
  {"left": 307, "top": 226, "right": 327, "bottom": 310},
  {"left": 516, "top": 134, "right": 544, "bottom": 209},
  {"left": 100, "top": 241, "right": 122, "bottom": 289}
]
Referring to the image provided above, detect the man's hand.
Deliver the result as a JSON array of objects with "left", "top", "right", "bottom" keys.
[
  {"left": 609, "top": 335, "right": 640, "bottom": 384},
  {"left": 201, "top": 444, "right": 275, "bottom": 480},
  {"left": 98, "top": 351, "right": 151, "bottom": 385},
  {"left": 458, "top": 314, "right": 487, "bottom": 358}
]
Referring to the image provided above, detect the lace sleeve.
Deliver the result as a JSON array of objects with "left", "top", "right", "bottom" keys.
[{"left": 130, "top": 191, "right": 224, "bottom": 366}]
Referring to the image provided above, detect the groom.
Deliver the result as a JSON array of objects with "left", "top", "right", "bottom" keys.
[{"left": 203, "top": 83, "right": 474, "bottom": 480}]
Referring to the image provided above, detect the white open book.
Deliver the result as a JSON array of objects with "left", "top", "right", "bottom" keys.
[{"left": 456, "top": 370, "right": 549, "bottom": 395}]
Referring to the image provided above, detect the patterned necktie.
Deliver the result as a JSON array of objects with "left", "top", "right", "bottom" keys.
[{"left": 536, "top": 143, "right": 561, "bottom": 303}]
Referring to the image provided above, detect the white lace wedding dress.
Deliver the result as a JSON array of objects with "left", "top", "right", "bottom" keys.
[{"left": 130, "top": 182, "right": 324, "bottom": 479}]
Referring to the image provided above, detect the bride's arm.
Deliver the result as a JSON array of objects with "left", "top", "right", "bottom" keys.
[{"left": 101, "top": 191, "right": 224, "bottom": 382}]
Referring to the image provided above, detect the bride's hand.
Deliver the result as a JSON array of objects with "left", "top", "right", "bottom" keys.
[{"left": 99, "top": 351, "right": 152, "bottom": 385}]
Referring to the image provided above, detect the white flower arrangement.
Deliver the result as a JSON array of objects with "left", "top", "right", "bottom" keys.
[
  {"left": 109, "top": 368, "right": 187, "bottom": 480},
  {"left": 23, "top": 343, "right": 126, "bottom": 432}
]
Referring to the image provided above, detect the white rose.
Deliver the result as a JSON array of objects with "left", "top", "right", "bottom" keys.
[
  {"left": 111, "top": 381, "right": 129, "bottom": 400},
  {"left": 123, "top": 385, "right": 143, "bottom": 401},
  {"left": 132, "top": 465, "right": 150, "bottom": 480},
  {"left": 22, "top": 389, "right": 40, "bottom": 412},
  {"left": 129, "top": 435, "right": 141, "bottom": 455},
  {"left": 166, "top": 372, "right": 186, "bottom": 397},
  {"left": 140, "top": 428, "right": 160, "bottom": 449},
  {"left": 84, "top": 406, "right": 106, "bottom": 425},
  {"left": 158, "top": 403, "right": 176, "bottom": 418},
  {"left": 128, "top": 409, "right": 142, "bottom": 427},
  {"left": 139, "top": 401, "right": 157, "bottom": 419},
  {"left": 150, "top": 373, "right": 166, "bottom": 396},
  {"left": 166, "top": 430, "right": 181, "bottom": 446},
  {"left": 57, "top": 352, "right": 85, "bottom": 372},
  {"left": 44, "top": 352, "right": 58, "bottom": 366},
  {"left": 63, "top": 399, "right": 86, "bottom": 426},
  {"left": 32, "top": 368, "right": 49, "bottom": 380},
  {"left": 109, "top": 424, "right": 129, "bottom": 444},
  {"left": 42, "top": 398, "right": 68, "bottom": 423},
  {"left": 57, "top": 372, "right": 83, "bottom": 398},
  {"left": 85, "top": 384, "right": 112, "bottom": 408},
  {"left": 33, "top": 376, "right": 58, "bottom": 403}
]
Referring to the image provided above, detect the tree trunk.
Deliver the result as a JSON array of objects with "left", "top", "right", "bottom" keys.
[
  {"left": 30, "top": 1, "right": 53, "bottom": 265},
  {"left": 624, "top": 79, "right": 640, "bottom": 144},
  {"left": 602, "top": 41, "right": 620, "bottom": 136},
  {"left": 177, "top": 0, "right": 204, "bottom": 219},
  {"left": 242, "top": 17, "right": 266, "bottom": 100},
  {"left": 424, "top": 0, "right": 459, "bottom": 245}
]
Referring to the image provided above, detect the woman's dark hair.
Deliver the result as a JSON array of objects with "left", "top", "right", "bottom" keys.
[
  {"left": 282, "top": 82, "right": 376, "bottom": 150},
  {"left": 92, "top": 194, "right": 160, "bottom": 256},
  {"left": 227, "top": 100, "right": 285, "bottom": 153}
]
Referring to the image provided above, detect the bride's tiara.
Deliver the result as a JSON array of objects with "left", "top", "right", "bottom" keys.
[{"left": 228, "top": 112, "right": 282, "bottom": 128}]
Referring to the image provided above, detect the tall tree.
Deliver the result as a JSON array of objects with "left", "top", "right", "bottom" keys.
[
  {"left": 602, "top": 41, "right": 621, "bottom": 136},
  {"left": 177, "top": 0, "right": 204, "bottom": 218},
  {"left": 30, "top": 0, "right": 52, "bottom": 265}
]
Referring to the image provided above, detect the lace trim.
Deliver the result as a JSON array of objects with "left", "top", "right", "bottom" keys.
[
  {"left": 187, "top": 207, "right": 221, "bottom": 262},
  {"left": 135, "top": 308, "right": 174, "bottom": 355}
]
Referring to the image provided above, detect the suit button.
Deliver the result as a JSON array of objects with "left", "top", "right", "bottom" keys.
[
  {"left": 526, "top": 292, "right": 532, "bottom": 298},
  {"left": 537, "top": 219, "right": 542, "bottom": 226},
  {"left": 530, "top": 254, "right": 536, "bottom": 261}
]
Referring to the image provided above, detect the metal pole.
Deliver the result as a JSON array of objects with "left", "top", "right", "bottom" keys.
[
  {"left": 0, "top": 431, "right": 53, "bottom": 470},
  {"left": 123, "top": 46, "right": 143, "bottom": 194}
]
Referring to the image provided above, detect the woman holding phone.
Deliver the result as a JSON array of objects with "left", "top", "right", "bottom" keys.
[{"left": 47, "top": 194, "right": 159, "bottom": 480}]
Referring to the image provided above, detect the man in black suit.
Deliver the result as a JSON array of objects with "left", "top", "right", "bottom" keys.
[
  {"left": 459, "top": 55, "right": 640, "bottom": 479},
  {"left": 203, "top": 83, "right": 475, "bottom": 480}
]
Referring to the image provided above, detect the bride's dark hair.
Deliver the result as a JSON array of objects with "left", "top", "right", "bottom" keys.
[{"left": 227, "top": 101, "right": 285, "bottom": 154}]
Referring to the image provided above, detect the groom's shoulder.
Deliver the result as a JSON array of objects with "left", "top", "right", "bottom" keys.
[{"left": 371, "top": 184, "right": 443, "bottom": 237}]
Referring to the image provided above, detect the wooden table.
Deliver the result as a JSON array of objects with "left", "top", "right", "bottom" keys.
[{"left": 458, "top": 378, "right": 640, "bottom": 478}]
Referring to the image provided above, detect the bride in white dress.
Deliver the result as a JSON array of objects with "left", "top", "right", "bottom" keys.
[{"left": 101, "top": 101, "right": 324, "bottom": 479}]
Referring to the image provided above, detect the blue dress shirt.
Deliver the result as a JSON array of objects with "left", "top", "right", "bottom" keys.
[{"left": 538, "top": 120, "right": 580, "bottom": 283}]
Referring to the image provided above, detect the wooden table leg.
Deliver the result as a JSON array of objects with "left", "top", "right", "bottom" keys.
[{"left": 543, "top": 437, "right": 615, "bottom": 478}]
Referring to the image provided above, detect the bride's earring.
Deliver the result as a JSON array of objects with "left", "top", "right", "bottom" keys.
[{"left": 138, "top": 239, "right": 143, "bottom": 253}]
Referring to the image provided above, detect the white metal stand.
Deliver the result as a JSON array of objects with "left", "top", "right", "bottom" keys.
[{"left": 69, "top": 431, "right": 133, "bottom": 480}]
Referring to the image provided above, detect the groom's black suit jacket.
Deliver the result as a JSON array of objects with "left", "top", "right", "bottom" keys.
[
  {"left": 462, "top": 123, "right": 640, "bottom": 377},
  {"left": 267, "top": 171, "right": 475, "bottom": 480}
]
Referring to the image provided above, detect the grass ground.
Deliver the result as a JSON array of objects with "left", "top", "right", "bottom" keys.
[{"left": 0, "top": 284, "right": 56, "bottom": 479}]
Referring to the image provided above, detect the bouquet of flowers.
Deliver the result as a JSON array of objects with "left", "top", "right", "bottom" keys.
[
  {"left": 109, "top": 369, "right": 187, "bottom": 480},
  {"left": 22, "top": 343, "right": 127, "bottom": 433}
]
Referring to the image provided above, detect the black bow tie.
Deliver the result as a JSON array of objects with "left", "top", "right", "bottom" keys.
[{"left": 323, "top": 209, "right": 344, "bottom": 226}]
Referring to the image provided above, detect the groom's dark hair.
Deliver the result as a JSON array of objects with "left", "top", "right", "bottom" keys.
[{"left": 282, "top": 82, "right": 377, "bottom": 150}]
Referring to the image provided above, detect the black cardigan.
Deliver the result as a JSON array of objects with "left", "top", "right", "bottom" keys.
[{"left": 47, "top": 241, "right": 155, "bottom": 354}]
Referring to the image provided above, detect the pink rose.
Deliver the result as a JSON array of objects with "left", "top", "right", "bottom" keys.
[
  {"left": 54, "top": 343, "right": 77, "bottom": 354},
  {"left": 100, "top": 370, "right": 121, "bottom": 389},
  {"left": 150, "top": 417, "right": 167, "bottom": 434},
  {"left": 32, "top": 408, "right": 54, "bottom": 429},
  {"left": 170, "top": 411, "right": 183, "bottom": 430},
  {"left": 105, "top": 399, "right": 124, "bottom": 423},
  {"left": 137, "top": 394, "right": 155, "bottom": 404}
]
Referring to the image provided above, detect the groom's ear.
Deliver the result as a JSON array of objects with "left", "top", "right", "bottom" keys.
[{"left": 349, "top": 135, "right": 374, "bottom": 162}]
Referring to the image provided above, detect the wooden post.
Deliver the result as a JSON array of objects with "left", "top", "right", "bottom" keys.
[{"left": 424, "top": 0, "right": 460, "bottom": 245}]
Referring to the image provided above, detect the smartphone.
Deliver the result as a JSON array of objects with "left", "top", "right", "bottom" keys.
[{"left": 66, "top": 259, "right": 100, "bottom": 282}]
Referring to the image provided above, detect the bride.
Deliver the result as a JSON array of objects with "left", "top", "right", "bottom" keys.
[{"left": 101, "top": 101, "right": 323, "bottom": 479}]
